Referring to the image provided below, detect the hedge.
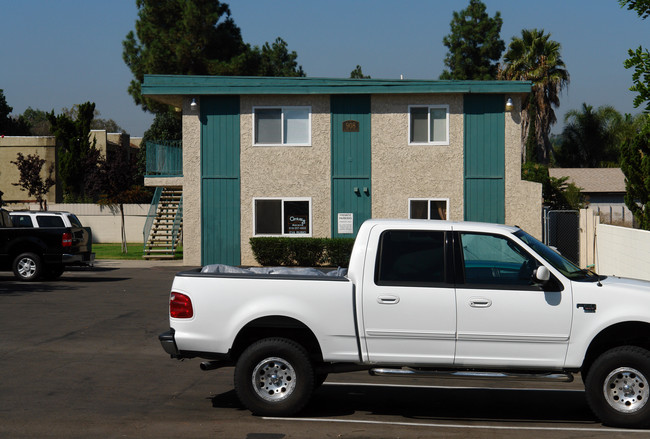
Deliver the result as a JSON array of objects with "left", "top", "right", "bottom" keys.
[{"left": 250, "top": 237, "right": 355, "bottom": 267}]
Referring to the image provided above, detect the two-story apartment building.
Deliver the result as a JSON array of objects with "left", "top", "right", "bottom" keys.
[{"left": 142, "top": 75, "right": 541, "bottom": 266}]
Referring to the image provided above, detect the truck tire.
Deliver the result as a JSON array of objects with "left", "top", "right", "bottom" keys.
[
  {"left": 234, "top": 337, "right": 314, "bottom": 416},
  {"left": 12, "top": 252, "right": 43, "bottom": 282},
  {"left": 585, "top": 346, "right": 650, "bottom": 428}
]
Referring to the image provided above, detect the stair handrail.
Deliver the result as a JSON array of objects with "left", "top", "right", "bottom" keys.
[
  {"left": 143, "top": 187, "right": 163, "bottom": 253},
  {"left": 171, "top": 192, "right": 183, "bottom": 255}
]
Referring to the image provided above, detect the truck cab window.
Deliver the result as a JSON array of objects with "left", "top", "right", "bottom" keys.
[
  {"left": 459, "top": 233, "right": 538, "bottom": 288},
  {"left": 375, "top": 230, "right": 446, "bottom": 286}
]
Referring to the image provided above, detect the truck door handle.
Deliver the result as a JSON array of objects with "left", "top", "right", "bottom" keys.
[
  {"left": 377, "top": 295, "right": 400, "bottom": 304},
  {"left": 470, "top": 298, "right": 492, "bottom": 308}
]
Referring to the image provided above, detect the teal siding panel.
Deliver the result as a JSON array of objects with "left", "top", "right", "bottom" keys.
[
  {"left": 463, "top": 94, "right": 505, "bottom": 224},
  {"left": 200, "top": 96, "right": 241, "bottom": 265},
  {"left": 331, "top": 95, "right": 372, "bottom": 238}
]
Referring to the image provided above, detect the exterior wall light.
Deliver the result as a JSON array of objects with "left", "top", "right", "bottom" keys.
[
  {"left": 505, "top": 97, "right": 514, "bottom": 112},
  {"left": 190, "top": 98, "right": 198, "bottom": 111}
]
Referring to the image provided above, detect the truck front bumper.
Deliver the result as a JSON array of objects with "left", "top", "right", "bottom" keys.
[{"left": 159, "top": 329, "right": 181, "bottom": 358}]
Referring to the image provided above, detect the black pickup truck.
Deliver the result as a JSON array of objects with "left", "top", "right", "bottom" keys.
[{"left": 0, "top": 209, "right": 94, "bottom": 281}]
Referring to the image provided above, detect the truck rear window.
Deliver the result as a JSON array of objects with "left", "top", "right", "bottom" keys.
[{"left": 36, "top": 216, "right": 65, "bottom": 227}]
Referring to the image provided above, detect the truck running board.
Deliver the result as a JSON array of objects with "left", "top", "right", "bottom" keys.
[{"left": 369, "top": 368, "right": 574, "bottom": 383}]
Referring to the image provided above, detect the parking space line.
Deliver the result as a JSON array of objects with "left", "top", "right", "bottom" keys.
[{"left": 262, "top": 417, "right": 647, "bottom": 434}]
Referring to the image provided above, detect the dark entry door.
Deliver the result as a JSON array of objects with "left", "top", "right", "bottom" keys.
[{"left": 331, "top": 95, "right": 371, "bottom": 238}]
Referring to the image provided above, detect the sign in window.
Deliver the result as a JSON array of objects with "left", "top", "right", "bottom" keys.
[{"left": 254, "top": 198, "right": 311, "bottom": 235}]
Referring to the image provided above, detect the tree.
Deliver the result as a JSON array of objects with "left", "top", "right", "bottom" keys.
[
  {"left": 0, "top": 89, "right": 30, "bottom": 136},
  {"left": 521, "top": 162, "right": 584, "bottom": 210},
  {"left": 499, "top": 29, "right": 570, "bottom": 164},
  {"left": 86, "top": 147, "right": 151, "bottom": 253},
  {"left": 10, "top": 153, "right": 55, "bottom": 211},
  {"left": 350, "top": 65, "right": 371, "bottom": 79},
  {"left": 621, "top": 116, "right": 650, "bottom": 229},
  {"left": 47, "top": 102, "right": 100, "bottom": 202},
  {"left": 21, "top": 107, "right": 51, "bottom": 135},
  {"left": 621, "top": 0, "right": 650, "bottom": 112},
  {"left": 439, "top": 0, "right": 505, "bottom": 80},
  {"left": 123, "top": 0, "right": 304, "bottom": 114},
  {"left": 555, "top": 104, "right": 624, "bottom": 167}
]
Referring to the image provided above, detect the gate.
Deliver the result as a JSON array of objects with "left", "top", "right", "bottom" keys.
[{"left": 543, "top": 208, "right": 580, "bottom": 265}]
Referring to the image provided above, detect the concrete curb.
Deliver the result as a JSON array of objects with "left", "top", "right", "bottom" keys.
[{"left": 92, "top": 259, "right": 187, "bottom": 269}]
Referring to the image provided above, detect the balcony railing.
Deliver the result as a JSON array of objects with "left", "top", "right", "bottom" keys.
[{"left": 145, "top": 140, "right": 182, "bottom": 177}]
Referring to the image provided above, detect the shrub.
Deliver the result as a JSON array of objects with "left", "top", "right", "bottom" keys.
[
  {"left": 250, "top": 237, "right": 355, "bottom": 267},
  {"left": 324, "top": 238, "right": 355, "bottom": 267}
]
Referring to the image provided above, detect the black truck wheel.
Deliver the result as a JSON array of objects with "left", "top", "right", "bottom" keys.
[
  {"left": 12, "top": 252, "right": 43, "bottom": 281},
  {"left": 234, "top": 337, "right": 314, "bottom": 416},
  {"left": 585, "top": 346, "right": 650, "bottom": 428}
]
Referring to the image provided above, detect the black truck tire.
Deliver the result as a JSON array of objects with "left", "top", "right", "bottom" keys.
[
  {"left": 234, "top": 337, "right": 314, "bottom": 416},
  {"left": 12, "top": 252, "right": 43, "bottom": 281},
  {"left": 585, "top": 346, "right": 650, "bottom": 428}
]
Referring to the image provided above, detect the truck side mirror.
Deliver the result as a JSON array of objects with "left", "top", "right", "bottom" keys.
[{"left": 534, "top": 266, "right": 550, "bottom": 283}]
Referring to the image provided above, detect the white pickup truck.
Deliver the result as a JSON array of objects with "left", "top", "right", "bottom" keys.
[{"left": 160, "top": 219, "right": 650, "bottom": 428}]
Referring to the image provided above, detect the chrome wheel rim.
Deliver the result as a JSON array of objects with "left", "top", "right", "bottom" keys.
[
  {"left": 252, "top": 357, "right": 296, "bottom": 402},
  {"left": 604, "top": 367, "right": 648, "bottom": 413},
  {"left": 17, "top": 258, "right": 36, "bottom": 278}
]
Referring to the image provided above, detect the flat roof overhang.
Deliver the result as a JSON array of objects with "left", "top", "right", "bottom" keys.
[{"left": 142, "top": 74, "right": 531, "bottom": 107}]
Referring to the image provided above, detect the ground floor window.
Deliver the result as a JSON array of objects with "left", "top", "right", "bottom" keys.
[
  {"left": 254, "top": 198, "right": 311, "bottom": 236},
  {"left": 409, "top": 198, "right": 449, "bottom": 220}
]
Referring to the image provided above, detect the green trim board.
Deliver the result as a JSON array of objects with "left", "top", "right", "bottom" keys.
[
  {"left": 143, "top": 74, "right": 531, "bottom": 98},
  {"left": 463, "top": 94, "right": 506, "bottom": 224},
  {"left": 331, "top": 95, "right": 371, "bottom": 238},
  {"left": 200, "top": 96, "right": 241, "bottom": 265}
]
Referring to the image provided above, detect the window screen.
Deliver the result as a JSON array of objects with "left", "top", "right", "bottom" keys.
[
  {"left": 376, "top": 230, "right": 446, "bottom": 286},
  {"left": 255, "top": 108, "right": 282, "bottom": 144},
  {"left": 410, "top": 107, "right": 428, "bottom": 143}
]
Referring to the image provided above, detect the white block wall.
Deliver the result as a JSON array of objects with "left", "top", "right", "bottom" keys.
[{"left": 596, "top": 223, "right": 650, "bottom": 281}]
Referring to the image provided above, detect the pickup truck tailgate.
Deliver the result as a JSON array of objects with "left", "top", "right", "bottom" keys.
[{"left": 169, "top": 272, "right": 360, "bottom": 363}]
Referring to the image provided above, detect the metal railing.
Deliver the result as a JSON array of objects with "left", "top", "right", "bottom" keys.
[
  {"left": 145, "top": 140, "right": 183, "bottom": 177},
  {"left": 143, "top": 187, "right": 163, "bottom": 252}
]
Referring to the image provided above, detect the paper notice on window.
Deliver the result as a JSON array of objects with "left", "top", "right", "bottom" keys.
[{"left": 337, "top": 213, "right": 354, "bottom": 234}]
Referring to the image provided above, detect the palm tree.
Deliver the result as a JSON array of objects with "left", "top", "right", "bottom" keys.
[
  {"left": 499, "top": 29, "right": 570, "bottom": 164},
  {"left": 555, "top": 104, "right": 623, "bottom": 167}
]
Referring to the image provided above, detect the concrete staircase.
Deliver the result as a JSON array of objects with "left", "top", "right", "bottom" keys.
[{"left": 143, "top": 188, "right": 182, "bottom": 259}]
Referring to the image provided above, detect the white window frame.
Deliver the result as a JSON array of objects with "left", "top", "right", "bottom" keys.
[
  {"left": 252, "top": 106, "right": 312, "bottom": 147},
  {"left": 408, "top": 198, "right": 450, "bottom": 220},
  {"left": 252, "top": 197, "right": 313, "bottom": 237},
  {"left": 408, "top": 105, "right": 450, "bottom": 146}
]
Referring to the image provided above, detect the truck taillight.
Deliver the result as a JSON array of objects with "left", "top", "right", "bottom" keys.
[
  {"left": 62, "top": 232, "right": 72, "bottom": 247},
  {"left": 170, "top": 292, "right": 193, "bottom": 318}
]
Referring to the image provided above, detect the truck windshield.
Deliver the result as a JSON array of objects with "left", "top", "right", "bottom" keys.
[{"left": 514, "top": 229, "right": 600, "bottom": 281}]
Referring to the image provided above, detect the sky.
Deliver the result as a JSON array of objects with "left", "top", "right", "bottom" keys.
[{"left": 1, "top": 0, "right": 649, "bottom": 137}]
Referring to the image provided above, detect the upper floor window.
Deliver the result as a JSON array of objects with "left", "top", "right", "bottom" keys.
[
  {"left": 253, "top": 106, "right": 311, "bottom": 146},
  {"left": 409, "top": 105, "right": 449, "bottom": 145},
  {"left": 409, "top": 198, "right": 449, "bottom": 220}
]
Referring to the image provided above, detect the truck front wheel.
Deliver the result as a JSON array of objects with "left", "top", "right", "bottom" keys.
[
  {"left": 234, "top": 337, "right": 314, "bottom": 416},
  {"left": 12, "top": 252, "right": 43, "bottom": 281},
  {"left": 585, "top": 346, "right": 650, "bottom": 428}
]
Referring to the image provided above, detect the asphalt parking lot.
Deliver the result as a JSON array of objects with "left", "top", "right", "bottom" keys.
[{"left": 1, "top": 261, "right": 648, "bottom": 438}]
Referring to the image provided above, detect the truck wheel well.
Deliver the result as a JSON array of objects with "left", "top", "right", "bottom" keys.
[
  {"left": 230, "top": 316, "right": 323, "bottom": 365},
  {"left": 582, "top": 322, "right": 650, "bottom": 379}
]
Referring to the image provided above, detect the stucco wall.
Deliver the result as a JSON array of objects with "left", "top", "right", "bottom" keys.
[
  {"left": 372, "top": 94, "right": 464, "bottom": 220},
  {"left": 0, "top": 136, "right": 57, "bottom": 203},
  {"left": 239, "top": 95, "right": 331, "bottom": 265},
  {"left": 503, "top": 95, "right": 542, "bottom": 238},
  {"left": 181, "top": 98, "right": 202, "bottom": 266}
]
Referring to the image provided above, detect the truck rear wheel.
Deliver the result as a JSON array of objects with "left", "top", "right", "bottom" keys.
[
  {"left": 585, "top": 346, "right": 650, "bottom": 428},
  {"left": 12, "top": 252, "right": 43, "bottom": 281},
  {"left": 234, "top": 337, "right": 314, "bottom": 416}
]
